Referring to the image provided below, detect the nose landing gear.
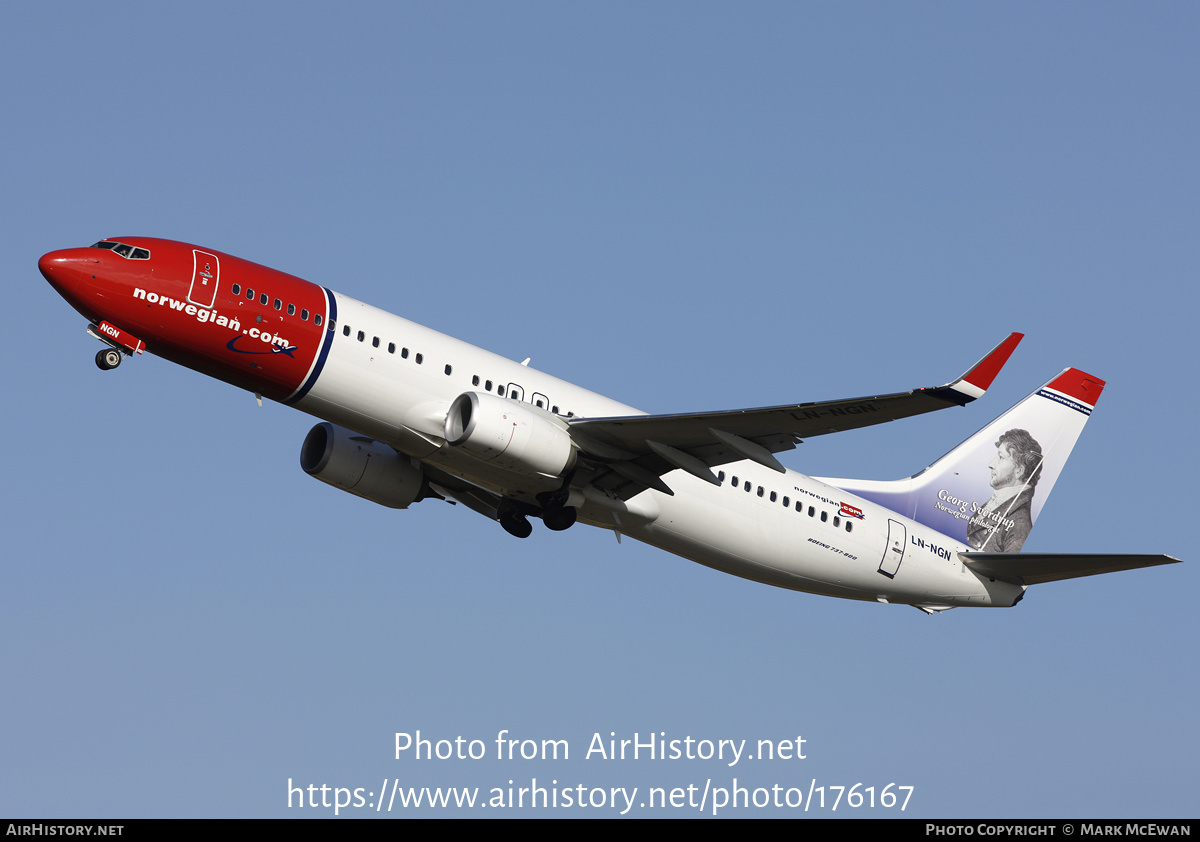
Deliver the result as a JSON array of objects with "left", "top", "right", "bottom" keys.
[
  {"left": 87, "top": 322, "right": 143, "bottom": 371},
  {"left": 95, "top": 348, "right": 123, "bottom": 370}
]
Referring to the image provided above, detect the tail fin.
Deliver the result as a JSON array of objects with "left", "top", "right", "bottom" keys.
[{"left": 820, "top": 369, "right": 1105, "bottom": 552}]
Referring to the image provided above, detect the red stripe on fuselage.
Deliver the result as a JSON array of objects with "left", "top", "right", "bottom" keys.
[{"left": 42, "top": 238, "right": 330, "bottom": 401}]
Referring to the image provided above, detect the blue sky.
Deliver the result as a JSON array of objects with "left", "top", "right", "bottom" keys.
[{"left": 3, "top": 2, "right": 1196, "bottom": 818}]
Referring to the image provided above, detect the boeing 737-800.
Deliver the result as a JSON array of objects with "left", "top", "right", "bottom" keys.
[{"left": 39, "top": 238, "right": 1179, "bottom": 612}]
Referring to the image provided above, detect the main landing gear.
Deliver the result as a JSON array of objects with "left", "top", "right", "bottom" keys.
[
  {"left": 497, "top": 498, "right": 578, "bottom": 539},
  {"left": 500, "top": 511, "right": 534, "bottom": 539},
  {"left": 541, "top": 505, "right": 577, "bottom": 532},
  {"left": 95, "top": 348, "right": 123, "bottom": 370},
  {"left": 533, "top": 478, "right": 578, "bottom": 533}
]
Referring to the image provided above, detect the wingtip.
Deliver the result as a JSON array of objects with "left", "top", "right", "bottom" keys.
[{"left": 959, "top": 332, "right": 1024, "bottom": 396}]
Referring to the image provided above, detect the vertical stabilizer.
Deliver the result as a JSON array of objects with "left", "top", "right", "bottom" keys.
[{"left": 820, "top": 369, "right": 1104, "bottom": 552}]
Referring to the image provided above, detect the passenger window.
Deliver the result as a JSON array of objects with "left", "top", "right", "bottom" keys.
[
  {"left": 388, "top": 343, "right": 396, "bottom": 354},
  {"left": 343, "top": 325, "right": 351, "bottom": 337},
  {"left": 808, "top": 506, "right": 815, "bottom": 517},
  {"left": 274, "top": 298, "right": 282, "bottom": 311},
  {"left": 485, "top": 380, "right": 492, "bottom": 391},
  {"left": 415, "top": 353, "right": 423, "bottom": 364},
  {"left": 497, "top": 385, "right": 505, "bottom": 396},
  {"left": 444, "top": 365, "right": 452, "bottom": 375},
  {"left": 315, "top": 314, "right": 324, "bottom": 327},
  {"left": 845, "top": 522, "right": 853, "bottom": 533},
  {"left": 744, "top": 481, "right": 751, "bottom": 492},
  {"left": 757, "top": 487, "right": 764, "bottom": 497},
  {"left": 783, "top": 496, "right": 789, "bottom": 507},
  {"left": 372, "top": 337, "right": 380, "bottom": 348},
  {"left": 232, "top": 283, "right": 241, "bottom": 295},
  {"left": 401, "top": 348, "right": 409, "bottom": 359},
  {"left": 260, "top": 293, "right": 268, "bottom": 305},
  {"left": 287, "top": 303, "right": 295, "bottom": 315},
  {"left": 472, "top": 375, "right": 480, "bottom": 386},
  {"left": 769, "top": 491, "right": 777, "bottom": 502},
  {"left": 301, "top": 309, "right": 309, "bottom": 320},
  {"left": 246, "top": 288, "right": 254, "bottom": 300},
  {"left": 357, "top": 331, "right": 365, "bottom": 342},
  {"left": 820, "top": 511, "right": 828, "bottom": 522},
  {"left": 833, "top": 516, "right": 841, "bottom": 527}
]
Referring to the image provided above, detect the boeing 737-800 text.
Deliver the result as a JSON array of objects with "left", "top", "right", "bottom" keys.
[{"left": 40, "top": 238, "right": 1179, "bottom": 612}]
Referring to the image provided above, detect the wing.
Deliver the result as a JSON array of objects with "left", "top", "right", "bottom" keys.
[
  {"left": 961, "top": 553, "right": 1182, "bottom": 586},
  {"left": 567, "top": 332, "right": 1024, "bottom": 500},
  {"left": 420, "top": 461, "right": 506, "bottom": 519}
]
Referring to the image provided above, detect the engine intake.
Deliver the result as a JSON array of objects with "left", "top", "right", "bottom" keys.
[
  {"left": 300, "top": 422, "right": 424, "bottom": 509},
  {"left": 444, "top": 391, "right": 576, "bottom": 479}
]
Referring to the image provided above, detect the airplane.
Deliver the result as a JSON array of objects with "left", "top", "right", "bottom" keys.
[{"left": 39, "top": 237, "right": 1179, "bottom": 612}]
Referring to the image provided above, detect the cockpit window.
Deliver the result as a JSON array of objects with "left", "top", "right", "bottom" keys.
[{"left": 90, "top": 241, "right": 151, "bottom": 260}]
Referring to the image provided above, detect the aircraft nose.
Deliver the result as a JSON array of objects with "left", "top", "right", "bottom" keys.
[
  {"left": 39, "top": 248, "right": 93, "bottom": 294},
  {"left": 39, "top": 247, "right": 108, "bottom": 319}
]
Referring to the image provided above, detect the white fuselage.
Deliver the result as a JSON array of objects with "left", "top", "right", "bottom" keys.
[{"left": 296, "top": 291, "right": 1020, "bottom": 609}]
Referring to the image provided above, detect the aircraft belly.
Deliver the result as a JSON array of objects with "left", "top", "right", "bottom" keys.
[{"left": 625, "top": 473, "right": 878, "bottom": 601}]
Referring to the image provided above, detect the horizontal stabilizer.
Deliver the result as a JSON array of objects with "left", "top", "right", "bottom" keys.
[{"left": 961, "top": 552, "right": 1181, "bottom": 586}]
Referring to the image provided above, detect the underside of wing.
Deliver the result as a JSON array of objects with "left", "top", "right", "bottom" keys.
[
  {"left": 961, "top": 552, "right": 1182, "bottom": 586},
  {"left": 421, "top": 461, "right": 506, "bottom": 519},
  {"left": 568, "top": 332, "right": 1024, "bottom": 500}
]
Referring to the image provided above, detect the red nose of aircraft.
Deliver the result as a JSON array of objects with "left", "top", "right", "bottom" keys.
[
  {"left": 40, "top": 248, "right": 106, "bottom": 319},
  {"left": 39, "top": 248, "right": 93, "bottom": 294}
]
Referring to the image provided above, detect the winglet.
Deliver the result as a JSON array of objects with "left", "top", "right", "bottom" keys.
[{"left": 954, "top": 332, "right": 1024, "bottom": 400}]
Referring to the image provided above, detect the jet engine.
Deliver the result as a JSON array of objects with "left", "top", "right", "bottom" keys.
[
  {"left": 300, "top": 422, "right": 424, "bottom": 509},
  {"left": 443, "top": 391, "right": 576, "bottom": 479}
]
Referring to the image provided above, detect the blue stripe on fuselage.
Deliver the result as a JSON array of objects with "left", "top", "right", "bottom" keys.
[{"left": 285, "top": 287, "right": 338, "bottom": 406}]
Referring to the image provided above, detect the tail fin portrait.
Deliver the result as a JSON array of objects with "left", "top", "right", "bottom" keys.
[{"left": 823, "top": 369, "right": 1105, "bottom": 552}]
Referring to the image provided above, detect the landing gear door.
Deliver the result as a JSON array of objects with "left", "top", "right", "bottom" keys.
[
  {"left": 189, "top": 250, "right": 220, "bottom": 309},
  {"left": 879, "top": 519, "right": 906, "bottom": 578}
]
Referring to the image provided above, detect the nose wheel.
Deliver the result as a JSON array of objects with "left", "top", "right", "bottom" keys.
[{"left": 95, "top": 348, "right": 123, "bottom": 370}]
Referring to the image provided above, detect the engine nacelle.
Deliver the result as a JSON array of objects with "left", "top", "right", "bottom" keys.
[
  {"left": 300, "top": 422, "right": 424, "bottom": 509},
  {"left": 444, "top": 391, "right": 577, "bottom": 479}
]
